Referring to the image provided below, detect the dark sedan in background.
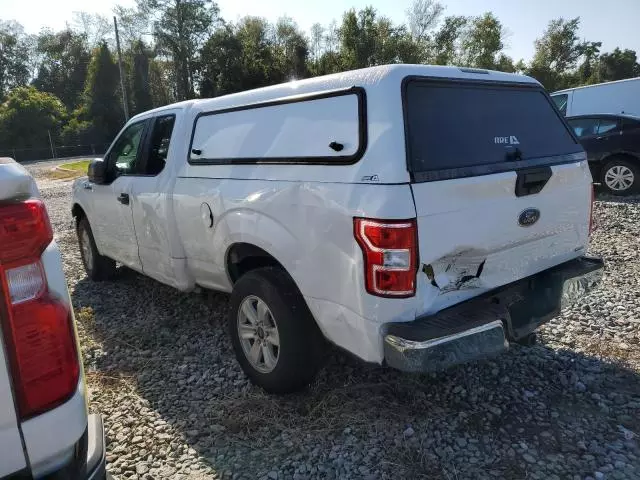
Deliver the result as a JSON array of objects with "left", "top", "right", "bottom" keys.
[{"left": 567, "top": 114, "right": 640, "bottom": 195}]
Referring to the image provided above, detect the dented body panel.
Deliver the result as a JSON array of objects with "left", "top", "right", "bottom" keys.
[{"left": 411, "top": 160, "right": 593, "bottom": 317}]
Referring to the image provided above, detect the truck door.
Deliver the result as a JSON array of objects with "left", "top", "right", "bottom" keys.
[
  {"left": 85, "top": 120, "right": 149, "bottom": 271},
  {"left": 129, "top": 112, "right": 181, "bottom": 287}
]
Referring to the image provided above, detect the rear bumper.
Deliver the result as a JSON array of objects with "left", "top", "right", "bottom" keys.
[
  {"left": 86, "top": 414, "right": 107, "bottom": 480},
  {"left": 384, "top": 256, "right": 604, "bottom": 373}
]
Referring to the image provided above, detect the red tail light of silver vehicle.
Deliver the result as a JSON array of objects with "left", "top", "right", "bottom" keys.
[{"left": 0, "top": 199, "right": 79, "bottom": 419}]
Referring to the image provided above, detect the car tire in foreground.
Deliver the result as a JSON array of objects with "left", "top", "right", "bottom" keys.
[
  {"left": 228, "top": 267, "right": 325, "bottom": 393},
  {"left": 77, "top": 217, "right": 117, "bottom": 281},
  {"left": 601, "top": 156, "right": 640, "bottom": 196}
]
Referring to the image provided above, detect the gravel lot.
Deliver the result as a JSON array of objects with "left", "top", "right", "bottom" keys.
[{"left": 28, "top": 161, "right": 640, "bottom": 480}]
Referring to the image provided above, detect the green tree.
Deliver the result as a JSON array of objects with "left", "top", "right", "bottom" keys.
[
  {"left": 141, "top": 0, "right": 219, "bottom": 100},
  {"left": 273, "top": 17, "right": 310, "bottom": 80},
  {"left": 461, "top": 13, "right": 506, "bottom": 69},
  {"left": 577, "top": 41, "right": 602, "bottom": 84},
  {"left": 596, "top": 48, "right": 640, "bottom": 83},
  {"left": 527, "top": 17, "right": 583, "bottom": 90},
  {"left": 199, "top": 25, "right": 244, "bottom": 97},
  {"left": 0, "top": 86, "right": 66, "bottom": 148},
  {"left": 149, "top": 59, "right": 175, "bottom": 105},
  {"left": 338, "top": 7, "right": 421, "bottom": 69},
  {"left": 32, "top": 29, "right": 91, "bottom": 111},
  {"left": 432, "top": 15, "right": 467, "bottom": 65},
  {"left": 405, "top": 0, "right": 444, "bottom": 61},
  {"left": 81, "top": 42, "right": 124, "bottom": 143},
  {"left": 235, "top": 17, "right": 279, "bottom": 89},
  {"left": 0, "top": 21, "right": 31, "bottom": 99},
  {"left": 129, "top": 40, "right": 153, "bottom": 113}
]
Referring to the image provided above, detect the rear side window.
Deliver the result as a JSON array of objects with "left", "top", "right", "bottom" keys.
[
  {"left": 189, "top": 89, "right": 366, "bottom": 164},
  {"left": 404, "top": 80, "right": 581, "bottom": 179},
  {"left": 552, "top": 94, "right": 568, "bottom": 115},
  {"left": 568, "top": 118, "right": 599, "bottom": 138}
]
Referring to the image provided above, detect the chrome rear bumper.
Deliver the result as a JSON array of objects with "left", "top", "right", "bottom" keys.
[{"left": 384, "top": 256, "right": 604, "bottom": 373}]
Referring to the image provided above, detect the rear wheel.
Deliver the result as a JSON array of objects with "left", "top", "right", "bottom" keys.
[
  {"left": 601, "top": 157, "right": 639, "bottom": 195},
  {"left": 228, "top": 267, "right": 325, "bottom": 393},
  {"left": 77, "top": 217, "right": 116, "bottom": 281}
]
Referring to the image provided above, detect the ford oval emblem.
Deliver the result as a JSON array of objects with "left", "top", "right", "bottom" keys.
[{"left": 518, "top": 208, "right": 540, "bottom": 227}]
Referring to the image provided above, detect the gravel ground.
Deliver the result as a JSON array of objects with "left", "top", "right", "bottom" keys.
[{"left": 28, "top": 161, "right": 640, "bottom": 480}]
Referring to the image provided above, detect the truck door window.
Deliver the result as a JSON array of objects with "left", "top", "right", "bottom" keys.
[
  {"left": 146, "top": 115, "right": 176, "bottom": 175},
  {"left": 108, "top": 121, "right": 147, "bottom": 175}
]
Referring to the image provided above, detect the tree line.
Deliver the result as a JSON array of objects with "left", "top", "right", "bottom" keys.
[{"left": 1, "top": 0, "right": 639, "bottom": 159}]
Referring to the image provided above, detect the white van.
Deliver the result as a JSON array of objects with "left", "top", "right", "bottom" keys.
[
  {"left": 72, "top": 64, "right": 603, "bottom": 393},
  {"left": 551, "top": 77, "right": 640, "bottom": 117}
]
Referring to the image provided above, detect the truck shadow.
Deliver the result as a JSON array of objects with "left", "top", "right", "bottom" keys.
[
  {"left": 594, "top": 188, "right": 640, "bottom": 205},
  {"left": 70, "top": 272, "right": 640, "bottom": 480}
]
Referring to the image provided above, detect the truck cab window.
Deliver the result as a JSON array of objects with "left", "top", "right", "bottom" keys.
[
  {"left": 109, "top": 121, "right": 146, "bottom": 175},
  {"left": 146, "top": 115, "right": 176, "bottom": 175}
]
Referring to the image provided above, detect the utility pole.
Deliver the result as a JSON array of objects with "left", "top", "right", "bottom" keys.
[
  {"left": 114, "top": 16, "right": 130, "bottom": 122},
  {"left": 47, "top": 130, "right": 56, "bottom": 159}
]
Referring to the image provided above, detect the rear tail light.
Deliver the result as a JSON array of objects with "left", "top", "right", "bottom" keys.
[
  {"left": 0, "top": 200, "right": 79, "bottom": 419},
  {"left": 354, "top": 218, "right": 418, "bottom": 297},
  {"left": 589, "top": 184, "right": 595, "bottom": 234}
]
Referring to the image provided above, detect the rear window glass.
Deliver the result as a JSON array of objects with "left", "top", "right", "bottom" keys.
[{"left": 405, "top": 81, "right": 581, "bottom": 174}]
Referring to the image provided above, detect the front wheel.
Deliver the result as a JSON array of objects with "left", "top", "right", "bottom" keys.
[
  {"left": 228, "top": 267, "right": 325, "bottom": 393},
  {"left": 601, "top": 157, "right": 639, "bottom": 195},
  {"left": 77, "top": 217, "right": 116, "bottom": 281}
]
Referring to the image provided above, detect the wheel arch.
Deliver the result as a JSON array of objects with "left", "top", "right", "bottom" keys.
[
  {"left": 71, "top": 203, "right": 86, "bottom": 222},
  {"left": 225, "top": 242, "right": 289, "bottom": 286}
]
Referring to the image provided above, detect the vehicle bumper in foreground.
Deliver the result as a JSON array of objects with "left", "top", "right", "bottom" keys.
[
  {"left": 86, "top": 414, "right": 107, "bottom": 480},
  {"left": 384, "top": 256, "right": 604, "bottom": 373}
]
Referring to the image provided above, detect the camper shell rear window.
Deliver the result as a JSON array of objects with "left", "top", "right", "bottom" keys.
[{"left": 403, "top": 78, "right": 582, "bottom": 182}]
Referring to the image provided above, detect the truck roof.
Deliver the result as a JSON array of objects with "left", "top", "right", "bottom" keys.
[
  {"left": 133, "top": 64, "right": 539, "bottom": 120},
  {"left": 552, "top": 76, "right": 640, "bottom": 95}
]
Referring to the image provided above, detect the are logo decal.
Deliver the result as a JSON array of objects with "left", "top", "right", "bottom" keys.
[{"left": 494, "top": 135, "right": 520, "bottom": 145}]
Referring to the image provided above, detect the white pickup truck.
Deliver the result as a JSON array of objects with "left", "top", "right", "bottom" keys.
[
  {"left": 72, "top": 64, "right": 603, "bottom": 393},
  {"left": 0, "top": 158, "right": 106, "bottom": 478}
]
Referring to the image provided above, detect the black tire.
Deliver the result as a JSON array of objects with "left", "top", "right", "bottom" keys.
[
  {"left": 600, "top": 157, "right": 640, "bottom": 196},
  {"left": 77, "top": 217, "right": 116, "bottom": 281},
  {"left": 228, "top": 267, "right": 325, "bottom": 393}
]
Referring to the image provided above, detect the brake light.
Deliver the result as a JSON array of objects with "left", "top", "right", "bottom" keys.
[
  {"left": 0, "top": 200, "right": 79, "bottom": 419},
  {"left": 0, "top": 199, "right": 53, "bottom": 264},
  {"left": 589, "top": 184, "right": 595, "bottom": 234},
  {"left": 354, "top": 218, "right": 418, "bottom": 297}
]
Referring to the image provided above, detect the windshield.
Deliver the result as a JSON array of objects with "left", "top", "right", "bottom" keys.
[{"left": 404, "top": 80, "right": 581, "bottom": 176}]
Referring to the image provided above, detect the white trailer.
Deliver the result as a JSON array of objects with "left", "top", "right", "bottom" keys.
[{"left": 551, "top": 77, "right": 640, "bottom": 117}]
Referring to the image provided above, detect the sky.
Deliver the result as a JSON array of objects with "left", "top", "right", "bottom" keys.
[{"left": 1, "top": 0, "right": 639, "bottom": 62}]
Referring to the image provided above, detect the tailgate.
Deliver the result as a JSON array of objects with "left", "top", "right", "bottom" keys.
[
  {"left": 0, "top": 159, "right": 30, "bottom": 476},
  {"left": 403, "top": 79, "right": 591, "bottom": 312}
]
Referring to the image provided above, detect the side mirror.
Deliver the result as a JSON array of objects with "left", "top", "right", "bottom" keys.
[{"left": 87, "top": 159, "right": 107, "bottom": 184}]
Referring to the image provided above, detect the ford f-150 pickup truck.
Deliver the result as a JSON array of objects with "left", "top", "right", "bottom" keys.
[
  {"left": 71, "top": 64, "right": 603, "bottom": 393},
  {"left": 1, "top": 158, "right": 106, "bottom": 478}
]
